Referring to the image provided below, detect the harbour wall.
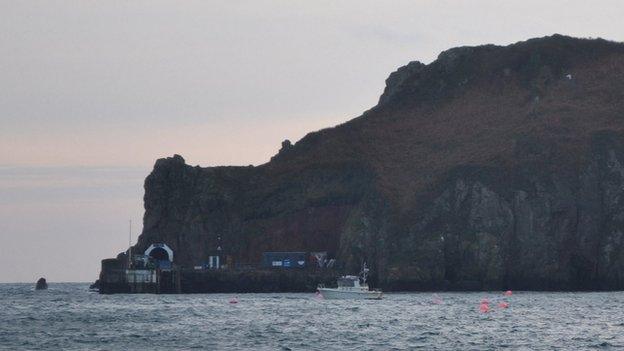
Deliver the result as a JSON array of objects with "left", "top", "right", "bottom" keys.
[{"left": 98, "top": 268, "right": 338, "bottom": 294}]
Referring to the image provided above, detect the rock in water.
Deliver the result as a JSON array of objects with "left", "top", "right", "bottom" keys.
[
  {"left": 89, "top": 279, "right": 100, "bottom": 291},
  {"left": 35, "top": 278, "right": 48, "bottom": 290}
]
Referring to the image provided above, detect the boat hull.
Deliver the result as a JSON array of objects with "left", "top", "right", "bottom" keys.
[{"left": 318, "top": 288, "right": 383, "bottom": 300}]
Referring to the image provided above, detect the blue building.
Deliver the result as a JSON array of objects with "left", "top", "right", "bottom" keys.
[{"left": 262, "top": 252, "right": 307, "bottom": 269}]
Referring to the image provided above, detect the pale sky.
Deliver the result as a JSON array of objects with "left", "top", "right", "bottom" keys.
[{"left": 1, "top": 1, "right": 623, "bottom": 282}]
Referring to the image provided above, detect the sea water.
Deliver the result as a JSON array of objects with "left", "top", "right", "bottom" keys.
[{"left": 1, "top": 283, "right": 623, "bottom": 350}]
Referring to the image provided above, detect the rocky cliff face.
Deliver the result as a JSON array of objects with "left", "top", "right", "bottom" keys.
[{"left": 131, "top": 35, "right": 624, "bottom": 290}]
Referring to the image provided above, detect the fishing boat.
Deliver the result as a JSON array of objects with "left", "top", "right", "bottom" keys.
[{"left": 317, "top": 264, "right": 382, "bottom": 300}]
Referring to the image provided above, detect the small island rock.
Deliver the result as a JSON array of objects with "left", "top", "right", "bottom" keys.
[{"left": 35, "top": 278, "right": 48, "bottom": 290}]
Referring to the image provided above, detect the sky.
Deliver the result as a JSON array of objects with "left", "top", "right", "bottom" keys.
[{"left": 1, "top": 0, "right": 623, "bottom": 283}]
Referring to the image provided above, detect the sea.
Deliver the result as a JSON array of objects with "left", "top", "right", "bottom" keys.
[{"left": 1, "top": 283, "right": 623, "bottom": 350}]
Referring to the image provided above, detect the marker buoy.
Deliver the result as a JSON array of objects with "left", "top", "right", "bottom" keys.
[
  {"left": 479, "top": 302, "right": 490, "bottom": 313},
  {"left": 498, "top": 302, "right": 509, "bottom": 309},
  {"left": 432, "top": 294, "right": 443, "bottom": 305},
  {"left": 229, "top": 297, "right": 238, "bottom": 304},
  {"left": 504, "top": 290, "right": 513, "bottom": 296}
]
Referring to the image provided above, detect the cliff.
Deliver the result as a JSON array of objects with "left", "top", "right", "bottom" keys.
[{"left": 131, "top": 35, "right": 624, "bottom": 290}]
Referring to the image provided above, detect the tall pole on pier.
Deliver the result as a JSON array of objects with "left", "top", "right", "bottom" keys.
[{"left": 128, "top": 219, "right": 132, "bottom": 269}]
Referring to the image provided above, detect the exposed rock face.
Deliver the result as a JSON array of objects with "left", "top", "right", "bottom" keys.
[
  {"left": 130, "top": 35, "right": 624, "bottom": 290},
  {"left": 395, "top": 131, "right": 624, "bottom": 290}
]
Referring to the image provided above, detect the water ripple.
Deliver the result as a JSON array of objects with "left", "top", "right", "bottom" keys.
[{"left": 1, "top": 284, "right": 624, "bottom": 350}]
